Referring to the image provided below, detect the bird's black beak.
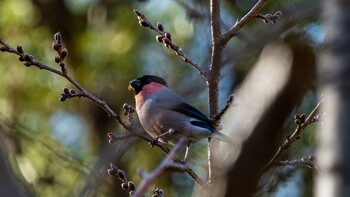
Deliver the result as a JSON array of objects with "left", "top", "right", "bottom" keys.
[{"left": 128, "top": 79, "right": 140, "bottom": 91}]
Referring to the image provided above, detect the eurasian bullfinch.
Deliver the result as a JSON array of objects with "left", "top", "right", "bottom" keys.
[{"left": 128, "top": 75, "right": 231, "bottom": 162}]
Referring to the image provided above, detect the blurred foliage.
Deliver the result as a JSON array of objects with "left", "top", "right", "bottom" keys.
[{"left": 0, "top": 0, "right": 321, "bottom": 196}]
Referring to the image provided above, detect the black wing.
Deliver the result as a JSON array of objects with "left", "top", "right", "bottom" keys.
[
  {"left": 171, "top": 102, "right": 214, "bottom": 130},
  {"left": 190, "top": 120, "right": 216, "bottom": 132}
]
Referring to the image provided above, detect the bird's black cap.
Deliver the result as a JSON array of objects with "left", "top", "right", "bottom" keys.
[{"left": 128, "top": 75, "right": 168, "bottom": 94}]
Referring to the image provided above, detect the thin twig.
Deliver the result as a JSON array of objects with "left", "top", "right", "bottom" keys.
[
  {"left": 220, "top": 0, "right": 269, "bottom": 46},
  {"left": 0, "top": 38, "right": 63, "bottom": 75},
  {"left": 107, "top": 163, "right": 137, "bottom": 196},
  {"left": 212, "top": 93, "right": 234, "bottom": 121},
  {"left": 0, "top": 35, "right": 130, "bottom": 129},
  {"left": 265, "top": 101, "right": 323, "bottom": 170},
  {"left": 133, "top": 10, "right": 207, "bottom": 79}
]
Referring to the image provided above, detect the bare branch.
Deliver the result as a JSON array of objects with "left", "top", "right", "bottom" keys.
[
  {"left": 133, "top": 10, "right": 207, "bottom": 79},
  {"left": 212, "top": 93, "right": 234, "bottom": 122},
  {"left": 107, "top": 163, "right": 137, "bottom": 196},
  {"left": 220, "top": 0, "right": 269, "bottom": 46},
  {"left": 133, "top": 137, "right": 187, "bottom": 197},
  {"left": 0, "top": 38, "right": 63, "bottom": 75},
  {"left": 0, "top": 34, "right": 130, "bottom": 129},
  {"left": 265, "top": 101, "right": 323, "bottom": 169}
]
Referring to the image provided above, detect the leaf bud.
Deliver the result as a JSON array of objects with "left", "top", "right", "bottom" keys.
[
  {"left": 55, "top": 56, "right": 61, "bottom": 63},
  {"left": 294, "top": 119, "right": 301, "bottom": 125},
  {"left": 128, "top": 181, "right": 135, "bottom": 191},
  {"left": 133, "top": 10, "right": 143, "bottom": 17},
  {"left": 59, "top": 95, "right": 66, "bottom": 102},
  {"left": 121, "top": 183, "right": 129, "bottom": 190},
  {"left": 139, "top": 20, "right": 149, "bottom": 27},
  {"left": 157, "top": 22, "right": 164, "bottom": 32},
  {"left": 156, "top": 35, "right": 164, "bottom": 43},
  {"left": 52, "top": 43, "right": 60, "bottom": 51},
  {"left": 107, "top": 168, "right": 117, "bottom": 176},
  {"left": 24, "top": 54, "right": 34, "bottom": 61},
  {"left": 63, "top": 87, "right": 69, "bottom": 94},
  {"left": 54, "top": 32, "right": 62, "bottom": 42},
  {"left": 293, "top": 114, "right": 300, "bottom": 119},
  {"left": 117, "top": 169, "right": 126, "bottom": 180},
  {"left": 165, "top": 32, "right": 172, "bottom": 41},
  {"left": 16, "top": 45, "right": 24, "bottom": 53},
  {"left": 61, "top": 48, "right": 68, "bottom": 59}
]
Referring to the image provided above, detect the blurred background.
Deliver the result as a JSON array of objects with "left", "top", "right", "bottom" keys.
[{"left": 0, "top": 0, "right": 321, "bottom": 196}]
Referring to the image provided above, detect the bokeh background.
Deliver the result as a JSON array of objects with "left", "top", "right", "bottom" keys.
[{"left": 0, "top": 0, "right": 321, "bottom": 196}]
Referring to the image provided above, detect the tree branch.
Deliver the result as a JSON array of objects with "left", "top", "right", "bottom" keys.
[
  {"left": 133, "top": 10, "right": 207, "bottom": 79},
  {"left": 212, "top": 93, "right": 234, "bottom": 122},
  {"left": 0, "top": 35, "right": 130, "bottom": 129},
  {"left": 265, "top": 101, "right": 323, "bottom": 170},
  {"left": 220, "top": 0, "right": 269, "bottom": 46}
]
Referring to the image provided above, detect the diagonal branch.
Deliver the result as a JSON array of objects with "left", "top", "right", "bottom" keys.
[
  {"left": 133, "top": 10, "right": 207, "bottom": 79},
  {"left": 0, "top": 35, "right": 130, "bottom": 129},
  {"left": 265, "top": 101, "right": 323, "bottom": 170},
  {"left": 220, "top": 0, "right": 269, "bottom": 46}
]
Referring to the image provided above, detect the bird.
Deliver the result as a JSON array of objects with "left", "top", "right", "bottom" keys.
[{"left": 128, "top": 75, "right": 232, "bottom": 162}]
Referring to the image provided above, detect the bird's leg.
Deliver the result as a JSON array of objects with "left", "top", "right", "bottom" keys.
[
  {"left": 181, "top": 142, "right": 192, "bottom": 164},
  {"left": 149, "top": 128, "right": 176, "bottom": 147}
]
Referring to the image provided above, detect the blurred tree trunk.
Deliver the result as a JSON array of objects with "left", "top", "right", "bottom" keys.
[
  {"left": 316, "top": 0, "right": 350, "bottom": 196},
  {"left": 224, "top": 37, "right": 316, "bottom": 196}
]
